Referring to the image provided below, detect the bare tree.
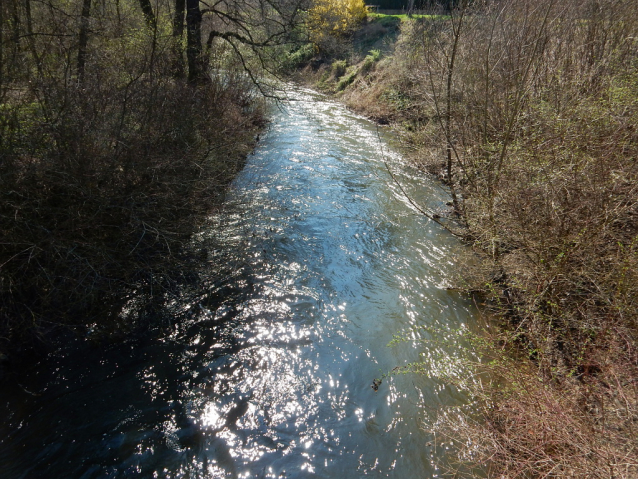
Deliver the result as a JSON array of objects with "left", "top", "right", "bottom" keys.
[
  {"left": 138, "top": 0, "right": 156, "bottom": 29},
  {"left": 387, "top": 1, "right": 638, "bottom": 475},
  {"left": 183, "top": 0, "right": 307, "bottom": 85},
  {"left": 185, "top": 0, "right": 206, "bottom": 82},
  {"left": 0, "top": 2, "right": 4, "bottom": 93},
  {"left": 173, "top": 0, "right": 186, "bottom": 77},
  {"left": 0, "top": 0, "right": 274, "bottom": 355}
]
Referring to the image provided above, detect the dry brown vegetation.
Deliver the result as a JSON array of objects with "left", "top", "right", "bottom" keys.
[
  {"left": 343, "top": 0, "right": 638, "bottom": 476},
  {"left": 0, "top": 1, "right": 267, "bottom": 357}
]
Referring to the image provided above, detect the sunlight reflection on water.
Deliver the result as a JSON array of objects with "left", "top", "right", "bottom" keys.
[
  {"left": 0, "top": 87, "right": 477, "bottom": 479},
  {"left": 169, "top": 87, "right": 478, "bottom": 478}
]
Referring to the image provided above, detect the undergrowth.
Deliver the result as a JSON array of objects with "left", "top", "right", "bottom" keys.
[
  {"left": 341, "top": 0, "right": 638, "bottom": 476},
  {"left": 0, "top": 2, "right": 265, "bottom": 359}
]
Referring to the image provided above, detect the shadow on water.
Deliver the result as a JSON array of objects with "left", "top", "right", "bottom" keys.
[{"left": 0, "top": 86, "right": 478, "bottom": 478}]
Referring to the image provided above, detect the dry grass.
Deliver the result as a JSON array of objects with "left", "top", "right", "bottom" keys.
[{"left": 439, "top": 332, "right": 638, "bottom": 478}]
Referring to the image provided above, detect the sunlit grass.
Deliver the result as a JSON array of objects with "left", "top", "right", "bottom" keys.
[{"left": 368, "top": 12, "right": 449, "bottom": 23}]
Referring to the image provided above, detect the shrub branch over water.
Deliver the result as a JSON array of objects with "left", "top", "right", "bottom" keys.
[{"left": 342, "top": 0, "right": 638, "bottom": 475}]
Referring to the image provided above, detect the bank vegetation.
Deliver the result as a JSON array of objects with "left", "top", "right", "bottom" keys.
[
  {"left": 0, "top": 0, "right": 304, "bottom": 361},
  {"left": 310, "top": 0, "right": 638, "bottom": 476}
]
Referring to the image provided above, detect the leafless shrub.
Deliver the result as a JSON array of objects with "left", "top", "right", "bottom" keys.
[
  {"left": 348, "top": 0, "right": 638, "bottom": 475},
  {"left": 0, "top": 1, "right": 266, "bottom": 355}
]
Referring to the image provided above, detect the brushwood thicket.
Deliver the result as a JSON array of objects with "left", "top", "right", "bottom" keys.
[
  {"left": 333, "top": 0, "right": 638, "bottom": 476},
  {"left": 0, "top": 0, "right": 273, "bottom": 357}
]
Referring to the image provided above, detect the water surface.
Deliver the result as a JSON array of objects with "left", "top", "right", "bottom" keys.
[{"left": 0, "top": 87, "right": 475, "bottom": 478}]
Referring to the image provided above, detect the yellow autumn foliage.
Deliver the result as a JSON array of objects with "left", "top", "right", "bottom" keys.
[{"left": 307, "top": 0, "right": 367, "bottom": 47}]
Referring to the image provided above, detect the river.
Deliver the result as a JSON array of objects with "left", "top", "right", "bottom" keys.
[{"left": 0, "top": 87, "right": 477, "bottom": 478}]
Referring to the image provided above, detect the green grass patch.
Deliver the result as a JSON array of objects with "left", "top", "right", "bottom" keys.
[
  {"left": 337, "top": 67, "right": 358, "bottom": 91},
  {"left": 368, "top": 12, "right": 448, "bottom": 25},
  {"left": 360, "top": 49, "right": 380, "bottom": 74},
  {"left": 332, "top": 59, "right": 348, "bottom": 78}
]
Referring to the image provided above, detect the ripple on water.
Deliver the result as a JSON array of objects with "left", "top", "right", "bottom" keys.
[{"left": 0, "top": 87, "right": 477, "bottom": 479}]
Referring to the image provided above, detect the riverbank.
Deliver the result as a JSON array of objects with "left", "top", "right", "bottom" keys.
[
  {"left": 297, "top": 3, "right": 638, "bottom": 476},
  {"left": 1, "top": 67, "right": 265, "bottom": 364}
]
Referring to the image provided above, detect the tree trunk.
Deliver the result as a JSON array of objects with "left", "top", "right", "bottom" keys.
[
  {"left": 77, "top": 0, "right": 92, "bottom": 82},
  {"left": 138, "top": 0, "right": 156, "bottom": 30},
  {"left": 9, "top": 0, "right": 21, "bottom": 80},
  {"left": 0, "top": 3, "right": 4, "bottom": 91},
  {"left": 445, "top": 5, "right": 464, "bottom": 211},
  {"left": 24, "top": 0, "right": 44, "bottom": 82},
  {"left": 185, "top": 0, "right": 206, "bottom": 83},
  {"left": 172, "top": 0, "right": 185, "bottom": 77}
]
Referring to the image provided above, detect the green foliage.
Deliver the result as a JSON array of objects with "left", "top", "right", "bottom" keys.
[
  {"left": 332, "top": 59, "right": 348, "bottom": 77},
  {"left": 307, "top": 0, "right": 368, "bottom": 52},
  {"left": 281, "top": 43, "right": 316, "bottom": 71},
  {"left": 336, "top": 67, "right": 358, "bottom": 90},
  {"left": 360, "top": 49, "right": 380, "bottom": 74}
]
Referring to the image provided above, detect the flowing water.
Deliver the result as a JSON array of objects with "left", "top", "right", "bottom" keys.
[{"left": 0, "top": 87, "right": 477, "bottom": 478}]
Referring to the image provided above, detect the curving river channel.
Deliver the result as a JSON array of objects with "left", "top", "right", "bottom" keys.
[{"left": 0, "top": 87, "right": 477, "bottom": 478}]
